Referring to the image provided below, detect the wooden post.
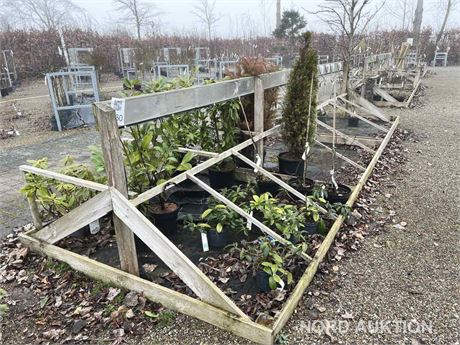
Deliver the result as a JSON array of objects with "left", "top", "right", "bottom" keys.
[
  {"left": 93, "top": 103, "right": 139, "bottom": 276},
  {"left": 22, "top": 172, "right": 43, "bottom": 230},
  {"left": 254, "top": 76, "right": 264, "bottom": 157}
]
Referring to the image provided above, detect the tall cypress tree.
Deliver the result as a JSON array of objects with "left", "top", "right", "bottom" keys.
[{"left": 281, "top": 31, "right": 318, "bottom": 158}]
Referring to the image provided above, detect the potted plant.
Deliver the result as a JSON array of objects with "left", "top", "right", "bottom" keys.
[
  {"left": 237, "top": 239, "right": 294, "bottom": 292},
  {"left": 186, "top": 203, "right": 247, "bottom": 248},
  {"left": 20, "top": 156, "right": 105, "bottom": 237},
  {"left": 249, "top": 193, "right": 306, "bottom": 243},
  {"left": 227, "top": 57, "right": 280, "bottom": 168},
  {"left": 203, "top": 100, "right": 241, "bottom": 190},
  {"left": 279, "top": 32, "right": 318, "bottom": 181},
  {"left": 121, "top": 123, "right": 194, "bottom": 241}
]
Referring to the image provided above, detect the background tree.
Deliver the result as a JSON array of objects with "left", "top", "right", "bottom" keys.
[
  {"left": 113, "top": 0, "right": 159, "bottom": 40},
  {"left": 1, "top": 0, "right": 86, "bottom": 30},
  {"left": 434, "top": 0, "right": 460, "bottom": 51},
  {"left": 313, "top": 0, "right": 384, "bottom": 94},
  {"left": 273, "top": 10, "right": 306, "bottom": 41},
  {"left": 192, "top": 0, "right": 222, "bottom": 41},
  {"left": 412, "top": 0, "right": 424, "bottom": 49}
]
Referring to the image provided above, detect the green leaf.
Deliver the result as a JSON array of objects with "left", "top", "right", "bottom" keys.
[
  {"left": 216, "top": 223, "right": 223, "bottom": 233},
  {"left": 144, "top": 311, "right": 159, "bottom": 318},
  {"left": 201, "top": 209, "right": 213, "bottom": 219}
]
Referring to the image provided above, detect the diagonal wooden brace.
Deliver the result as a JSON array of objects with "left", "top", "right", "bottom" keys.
[
  {"left": 187, "top": 174, "right": 313, "bottom": 262},
  {"left": 314, "top": 140, "right": 365, "bottom": 171}
]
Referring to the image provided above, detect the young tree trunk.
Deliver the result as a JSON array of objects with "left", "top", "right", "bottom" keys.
[
  {"left": 342, "top": 59, "right": 350, "bottom": 95},
  {"left": 435, "top": 0, "right": 453, "bottom": 49},
  {"left": 276, "top": 0, "right": 281, "bottom": 29},
  {"left": 412, "top": 0, "right": 424, "bottom": 49}
]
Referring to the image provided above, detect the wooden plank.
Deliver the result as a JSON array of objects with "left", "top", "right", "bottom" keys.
[
  {"left": 113, "top": 76, "right": 255, "bottom": 126},
  {"left": 33, "top": 191, "right": 112, "bottom": 244},
  {"left": 406, "top": 79, "right": 422, "bottom": 107},
  {"left": 19, "top": 233, "right": 273, "bottom": 345},
  {"left": 19, "top": 165, "right": 108, "bottom": 192},
  {"left": 349, "top": 91, "right": 390, "bottom": 122},
  {"left": 93, "top": 102, "right": 139, "bottom": 276},
  {"left": 272, "top": 117, "right": 400, "bottom": 336},
  {"left": 254, "top": 77, "right": 265, "bottom": 156},
  {"left": 332, "top": 101, "right": 389, "bottom": 132},
  {"left": 130, "top": 125, "right": 281, "bottom": 207},
  {"left": 260, "top": 69, "right": 290, "bottom": 89},
  {"left": 317, "top": 133, "right": 381, "bottom": 147},
  {"left": 178, "top": 148, "right": 218, "bottom": 157},
  {"left": 373, "top": 86, "right": 398, "bottom": 103},
  {"left": 187, "top": 174, "right": 313, "bottom": 262},
  {"left": 110, "top": 188, "right": 248, "bottom": 318},
  {"left": 316, "top": 120, "right": 375, "bottom": 154},
  {"left": 314, "top": 140, "right": 365, "bottom": 171},
  {"left": 26, "top": 196, "right": 43, "bottom": 230},
  {"left": 373, "top": 100, "right": 407, "bottom": 108},
  {"left": 231, "top": 150, "right": 329, "bottom": 216}
]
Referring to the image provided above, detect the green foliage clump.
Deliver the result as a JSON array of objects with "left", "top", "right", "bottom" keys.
[
  {"left": 281, "top": 31, "right": 318, "bottom": 157},
  {"left": 273, "top": 10, "right": 307, "bottom": 41}
]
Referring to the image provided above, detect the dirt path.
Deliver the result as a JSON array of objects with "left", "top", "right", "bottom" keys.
[
  {"left": 283, "top": 67, "right": 460, "bottom": 344},
  {"left": 0, "top": 128, "right": 100, "bottom": 237}
]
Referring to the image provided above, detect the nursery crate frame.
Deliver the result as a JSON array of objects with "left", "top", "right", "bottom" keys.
[{"left": 20, "top": 66, "right": 401, "bottom": 344}]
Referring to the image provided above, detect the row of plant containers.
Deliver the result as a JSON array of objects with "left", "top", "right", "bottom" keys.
[{"left": 21, "top": 33, "right": 355, "bottom": 294}]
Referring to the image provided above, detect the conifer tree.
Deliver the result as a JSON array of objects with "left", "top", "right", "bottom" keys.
[{"left": 281, "top": 31, "right": 318, "bottom": 158}]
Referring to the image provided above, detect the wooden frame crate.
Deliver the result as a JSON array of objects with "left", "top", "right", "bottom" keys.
[{"left": 19, "top": 66, "right": 400, "bottom": 344}]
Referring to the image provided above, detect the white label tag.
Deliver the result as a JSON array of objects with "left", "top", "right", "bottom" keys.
[
  {"left": 246, "top": 211, "right": 254, "bottom": 230},
  {"left": 277, "top": 278, "right": 286, "bottom": 291},
  {"left": 89, "top": 220, "right": 100, "bottom": 235},
  {"left": 110, "top": 98, "right": 126, "bottom": 126},
  {"left": 201, "top": 232, "right": 209, "bottom": 252}
]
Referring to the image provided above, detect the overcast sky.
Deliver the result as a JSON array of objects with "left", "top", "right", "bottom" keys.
[{"left": 73, "top": 0, "right": 460, "bottom": 37}]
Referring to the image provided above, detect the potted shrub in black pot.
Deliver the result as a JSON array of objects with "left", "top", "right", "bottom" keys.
[
  {"left": 278, "top": 32, "right": 318, "bottom": 195},
  {"left": 121, "top": 123, "right": 194, "bottom": 249},
  {"left": 204, "top": 100, "right": 241, "bottom": 190},
  {"left": 236, "top": 239, "right": 294, "bottom": 293},
  {"left": 186, "top": 202, "right": 247, "bottom": 248}
]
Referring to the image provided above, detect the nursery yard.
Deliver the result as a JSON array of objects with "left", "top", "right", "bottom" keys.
[{"left": 0, "top": 66, "right": 458, "bottom": 344}]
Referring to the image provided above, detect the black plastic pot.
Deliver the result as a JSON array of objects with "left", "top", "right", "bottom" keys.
[
  {"left": 348, "top": 117, "right": 360, "bottom": 127},
  {"left": 72, "top": 225, "right": 90, "bottom": 238},
  {"left": 207, "top": 228, "right": 228, "bottom": 248},
  {"left": 327, "top": 184, "right": 352, "bottom": 204},
  {"left": 209, "top": 162, "right": 235, "bottom": 190},
  {"left": 278, "top": 152, "right": 304, "bottom": 176},
  {"left": 257, "top": 179, "right": 280, "bottom": 196},
  {"left": 302, "top": 221, "right": 318, "bottom": 235},
  {"left": 137, "top": 202, "right": 180, "bottom": 253},
  {"left": 255, "top": 270, "right": 272, "bottom": 293},
  {"left": 288, "top": 177, "right": 315, "bottom": 197}
]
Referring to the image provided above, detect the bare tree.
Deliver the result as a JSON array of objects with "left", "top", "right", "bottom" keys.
[
  {"left": 192, "top": 0, "right": 222, "bottom": 41},
  {"left": 412, "top": 0, "right": 423, "bottom": 49},
  {"left": 383, "top": 0, "right": 415, "bottom": 30},
  {"left": 113, "top": 0, "right": 160, "bottom": 40},
  {"left": 313, "top": 0, "right": 385, "bottom": 94},
  {"left": 1, "top": 0, "right": 85, "bottom": 30},
  {"left": 434, "top": 0, "right": 460, "bottom": 50}
]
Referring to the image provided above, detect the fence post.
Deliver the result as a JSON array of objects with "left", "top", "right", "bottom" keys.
[
  {"left": 254, "top": 76, "right": 264, "bottom": 157},
  {"left": 93, "top": 103, "right": 139, "bottom": 276}
]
